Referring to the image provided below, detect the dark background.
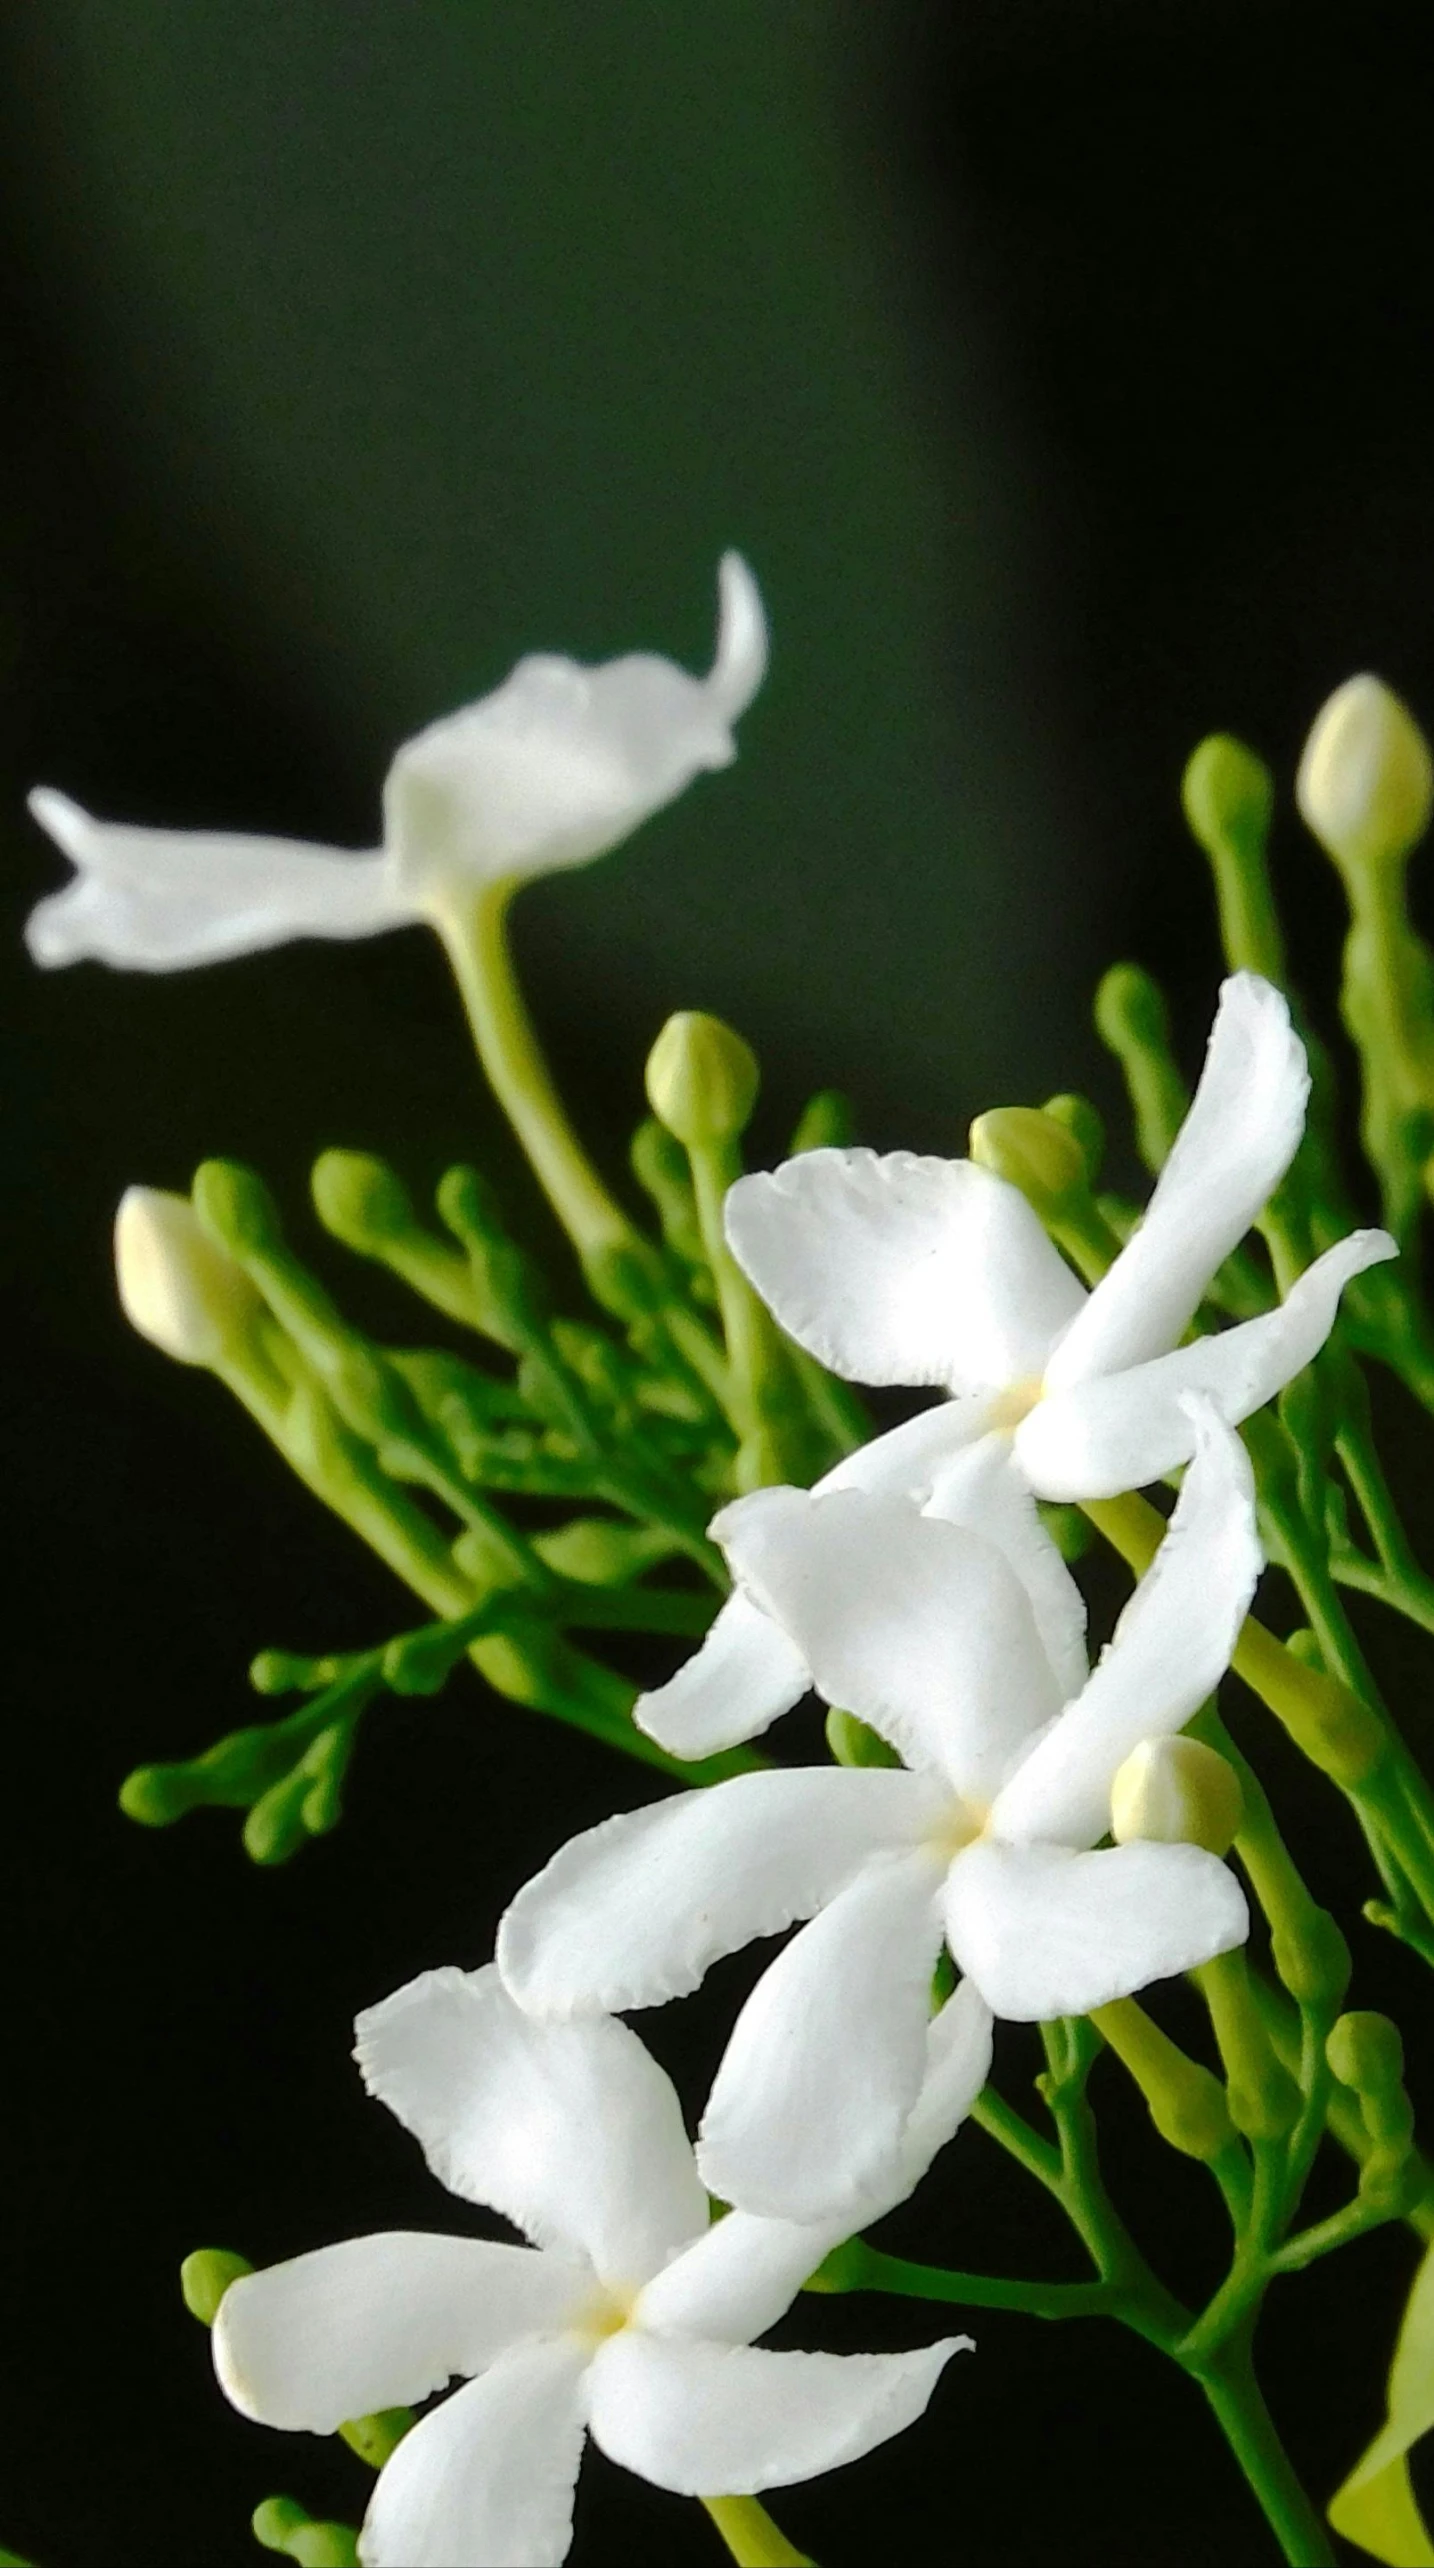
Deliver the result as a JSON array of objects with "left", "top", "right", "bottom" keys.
[{"left": 6, "top": 3, "right": 1434, "bottom": 2561}]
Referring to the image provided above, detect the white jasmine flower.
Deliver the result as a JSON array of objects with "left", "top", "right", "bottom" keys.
[
  {"left": 501, "top": 1408, "right": 1256, "bottom": 2225},
  {"left": 25, "top": 557, "right": 766, "bottom": 972},
  {"left": 639, "top": 973, "right": 1391, "bottom": 1763},
  {"left": 213, "top": 1966, "right": 982, "bottom": 2567}
]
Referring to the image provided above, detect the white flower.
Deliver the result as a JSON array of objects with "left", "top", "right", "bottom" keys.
[
  {"left": 24, "top": 557, "right": 766, "bottom": 972},
  {"left": 213, "top": 1965, "right": 983, "bottom": 2568},
  {"left": 501, "top": 1407, "right": 1256, "bottom": 2225},
  {"left": 638, "top": 972, "right": 1392, "bottom": 1763}
]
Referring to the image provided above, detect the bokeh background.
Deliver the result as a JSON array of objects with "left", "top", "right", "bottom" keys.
[{"left": 6, "top": 4, "right": 1434, "bottom": 2561}]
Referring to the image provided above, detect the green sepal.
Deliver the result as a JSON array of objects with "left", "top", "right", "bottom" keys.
[
  {"left": 338, "top": 2408, "right": 413, "bottom": 2468},
  {"left": 180, "top": 2246, "right": 253, "bottom": 2325}
]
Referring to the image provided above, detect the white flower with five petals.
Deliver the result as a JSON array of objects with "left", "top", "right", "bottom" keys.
[
  {"left": 501, "top": 1408, "right": 1257, "bottom": 2226},
  {"left": 214, "top": 1965, "right": 985, "bottom": 2568},
  {"left": 25, "top": 557, "right": 766, "bottom": 972},
  {"left": 637, "top": 972, "right": 1391, "bottom": 1765}
]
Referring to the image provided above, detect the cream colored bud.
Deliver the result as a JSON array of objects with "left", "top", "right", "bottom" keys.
[
  {"left": 1296, "top": 674, "right": 1434, "bottom": 874},
  {"left": 1110, "top": 1735, "right": 1243, "bottom": 1858},
  {"left": 114, "top": 1187, "right": 263, "bottom": 1366},
  {"left": 645, "top": 1010, "right": 760, "bottom": 1146}
]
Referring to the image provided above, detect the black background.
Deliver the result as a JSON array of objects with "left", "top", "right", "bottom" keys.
[{"left": 7, "top": 5, "right": 1434, "bottom": 2562}]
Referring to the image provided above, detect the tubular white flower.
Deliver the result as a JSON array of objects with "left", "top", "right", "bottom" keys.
[
  {"left": 503, "top": 1410, "right": 1254, "bottom": 2225},
  {"left": 633, "top": 974, "right": 1393, "bottom": 1765},
  {"left": 724, "top": 971, "right": 1393, "bottom": 1501},
  {"left": 214, "top": 1966, "right": 970, "bottom": 2567},
  {"left": 113, "top": 1186, "right": 264, "bottom": 1367},
  {"left": 25, "top": 557, "right": 766, "bottom": 972}
]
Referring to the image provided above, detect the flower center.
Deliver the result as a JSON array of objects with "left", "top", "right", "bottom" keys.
[
  {"left": 927, "top": 1798, "right": 985, "bottom": 1863},
  {"left": 987, "top": 1375, "right": 1044, "bottom": 1433},
  {"left": 572, "top": 2284, "right": 636, "bottom": 2345}
]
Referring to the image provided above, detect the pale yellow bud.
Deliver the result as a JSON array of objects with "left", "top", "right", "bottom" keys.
[
  {"left": 114, "top": 1187, "right": 263, "bottom": 1366},
  {"left": 969, "top": 1106, "right": 1088, "bottom": 1214},
  {"left": 1296, "top": 674, "right": 1434, "bottom": 874},
  {"left": 1110, "top": 1735, "right": 1243, "bottom": 1858},
  {"left": 645, "top": 1011, "right": 760, "bottom": 1146}
]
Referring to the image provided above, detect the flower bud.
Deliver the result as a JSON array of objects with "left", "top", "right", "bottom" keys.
[
  {"left": 789, "top": 1089, "right": 856, "bottom": 1154},
  {"left": 1040, "top": 1092, "right": 1105, "bottom": 1182},
  {"left": 1182, "top": 735, "right": 1274, "bottom": 865},
  {"left": 1327, "top": 2008, "right": 1406, "bottom": 2098},
  {"left": 645, "top": 1011, "right": 759, "bottom": 1147},
  {"left": 338, "top": 2409, "right": 412, "bottom": 2468},
  {"left": 1110, "top": 1735, "right": 1244, "bottom": 1857},
  {"left": 180, "top": 2246, "right": 253, "bottom": 2327},
  {"left": 311, "top": 1151, "right": 416, "bottom": 1252},
  {"left": 1297, "top": 675, "right": 1434, "bottom": 875},
  {"left": 114, "top": 1187, "right": 264, "bottom": 1367},
  {"left": 969, "top": 1107, "right": 1088, "bottom": 1218},
  {"left": 192, "top": 1157, "right": 284, "bottom": 1257},
  {"left": 252, "top": 2497, "right": 359, "bottom": 2566}
]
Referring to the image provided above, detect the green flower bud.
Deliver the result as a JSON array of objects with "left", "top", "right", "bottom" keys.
[
  {"left": 1093, "top": 965, "right": 1189, "bottom": 1173},
  {"left": 1182, "top": 734, "right": 1275, "bottom": 865},
  {"left": 645, "top": 1011, "right": 760, "bottom": 1147},
  {"left": 825, "top": 1707, "right": 902, "bottom": 1769},
  {"left": 789, "top": 1089, "right": 856, "bottom": 1154},
  {"left": 191, "top": 1157, "right": 284, "bottom": 1257},
  {"left": 1297, "top": 674, "right": 1434, "bottom": 875},
  {"left": 114, "top": 1188, "right": 263, "bottom": 1367},
  {"left": 1110, "top": 1736, "right": 1244, "bottom": 1858},
  {"left": 1327, "top": 2009, "right": 1406, "bottom": 2099},
  {"left": 179, "top": 2246, "right": 252, "bottom": 2326},
  {"left": 311, "top": 1151, "right": 416, "bottom": 1251},
  {"left": 252, "top": 2498, "right": 360, "bottom": 2566},
  {"left": 338, "top": 2408, "right": 413, "bottom": 2467},
  {"left": 1270, "top": 1906, "right": 1352, "bottom": 2013},
  {"left": 1040, "top": 1093, "right": 1105, "bottom": 1182},
  {"left": 969, "top": 1106, "right": 1089, "bottom": 1218}
]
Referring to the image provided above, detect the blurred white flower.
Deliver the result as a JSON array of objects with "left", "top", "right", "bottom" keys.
[
  {"left": 25, "top": 555, "right": 766, "bottom": 971},
  {"left": 501, "top": 1407, "right": 1256, "bottom": 2225},
  {"left": 214, "top": 1965, "right": 980, "bottom": 2568}
]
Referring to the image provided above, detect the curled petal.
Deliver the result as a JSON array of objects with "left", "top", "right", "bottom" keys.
[
  {"left": 386, "top": 557, "right": 766, "bottom": 899},
  {"left": 724, "top": 1149, "right": 1084, "bottom": 1392},
  {"left": 897, "top": 1978, "right": 995, "bottom": 2199},
  {"left": 213, "top": 2232, "right": 588, "bottom": 2433},
  {"left": 991, "top": 1406, "right": 1260, "bottom": 1849},
  {"left": 944, "top": 1838, "right": 1248, "bottom": 2022},
  {"left": 1015, "top": 1229, "right": 1396, "bottom": 1500},
  {"left": 359, "top": 2337, "right": 591, "bottom": 2568},
  {"left": 634, "top": 1591, "right": 810, "bottom": 1760},
  {"left": 697, "top": 1850, "right": 948, "bottom": 2224},
  {"left": 498, "top": 1767, "right": 940, "bottom": 2019},
  {"left": 587, "top": 2331, "right": 968, "bottom": 2497},
  {"left": 816, "top": 1390, "right": 998, "bottom": 1501},
  {"left": 25, "top": 791, "right": 406, "bottom": 972},
  {"left": 1045, "top": 975, "right": 1310, "bottom": 1387},
  {"left": 924, "top": 1433, "right": 1088, "bottom": 1700},
  {"left": 355, "top": 1966, "right": 706, "bottom": 2290},
  {"left": 717, "top": 1487, "right": 1061, "bottom": 1800}
]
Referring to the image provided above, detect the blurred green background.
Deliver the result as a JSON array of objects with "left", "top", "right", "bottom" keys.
[{"left": 7, "top": 5, "right": 1434, "bottom": 2564}]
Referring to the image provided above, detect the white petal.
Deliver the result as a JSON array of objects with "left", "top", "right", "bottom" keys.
[
  {"left": 1015, "top": 1229, "right": 1396, "bottom": 1500},
  {"left": 498, "top": 1767, "right": 941, "bottom": 2018},
  {"left": 896, "top": 1979, "right": 996, "bottom": 2199},
  {"left": 924, "top": 1434, "right": 1089, "bottom": 1700},
  {"left": 359, "top": 2337, "right": 590, "bottom": 2568},
  {"left": 717, "top": 1487, "right": 1062, "bottom": 1800},
  {"left": 1045, "top": 976, "right": 1310, "bottom": 1387},
  {"left": 944, "top": 1838, "right": 1248, "bottom": 2021},
  {"left": 385, "top": 559, "right": 765, "bottom": 899},
  {"left": 991, "top": 1407, "right": 1260, "bottom": 1849},
  {"left": 633, "top": 2211, "right": 846, "bottom": 2349},
  {"left": 633, "top": 1590, "right": 810, "bottom": 1759},
  {"left": 587, "top": 2331, "right": 967, "bottom": 2496},
  {"left": 816, "top": 1392, "right": 996, "bottom": 1499},
  {"left": 355, "top": 1966, "right": 707, "bottom": 2290},
  {"left": 697, "top": 1850, "right": 947, "bottom": 2224},
  {"left": 25, "top": 790, "right": 407, "bottom": 971},
  {"left": 724, "top": 1149, "right": 1085, "bottom": 1392},
  {"left": 213, "top": 2233, "right": 588, "bottom": 2432}
]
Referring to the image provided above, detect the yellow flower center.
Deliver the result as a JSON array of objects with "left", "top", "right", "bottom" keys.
[{"left": 987, "top": 1375, "right": 1044, "bottom": 1433}]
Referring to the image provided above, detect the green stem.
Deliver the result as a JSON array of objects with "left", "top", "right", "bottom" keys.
[
  {"left": 819, "top": 2242, "right": 1115, "bottom": 2321},
  {"left": 433, "top": 882, "right": 633, "bottom": 1259},
  {"left": 687, "top": 1133, "right": 793, "bottom": 1484},
  {"left": 1192, "top": 2340, "right": 1337, "bottom": 2568},
  {"left": 699, "top": 2494, "right": 814, "bottom": 2567}
]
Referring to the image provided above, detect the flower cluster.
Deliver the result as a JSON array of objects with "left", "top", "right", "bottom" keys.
[{"left": 28, "top": 564, "right": 1425, "bottom": 2568}]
